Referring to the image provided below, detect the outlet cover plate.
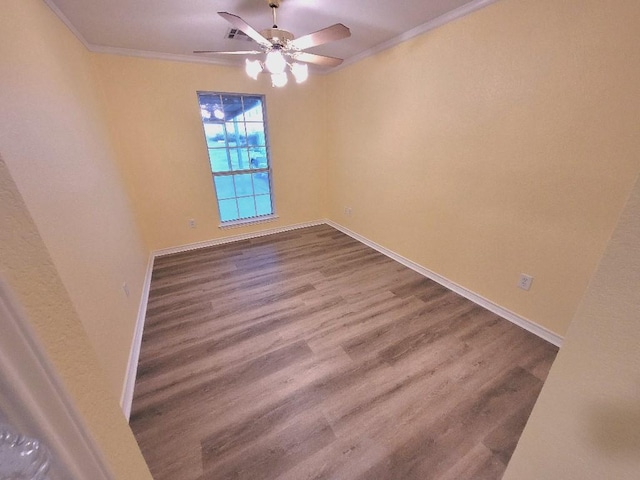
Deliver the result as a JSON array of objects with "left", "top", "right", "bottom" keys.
[{"left": 518, "top": 274, "right": 533, "bottom": 291}]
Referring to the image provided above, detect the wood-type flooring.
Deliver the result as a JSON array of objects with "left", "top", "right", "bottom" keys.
[{"left": 130, "top": 224, "right": 558, "bottom": 480}]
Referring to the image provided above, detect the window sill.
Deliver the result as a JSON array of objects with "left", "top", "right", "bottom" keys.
[{"left": 218, "top": 214, "right": 279, "bottom": 230}]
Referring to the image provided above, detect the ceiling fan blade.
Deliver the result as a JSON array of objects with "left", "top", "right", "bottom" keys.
[
  {"left": 289, "top": 24, "right": 351, "bottom": 51},
  {"left": 218, "top": 12, "right": 272, "bottom": 48},
  {"left": 194, "top": 50, "right": 262, "bottom": 55},
  {"left": 295, "top": 52, "right": 344, "bottom": 67}
]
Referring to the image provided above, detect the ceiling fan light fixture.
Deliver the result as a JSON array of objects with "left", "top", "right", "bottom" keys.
[
  {"left": 291, "top": 62, "right": 309, "bottom": 83},
  {"left": 271, "top": 72, "right": 288, "bottom": 88},
  {"left": 200, "top": 3, "right": 351, "bottom": 88},
  {"left": 265, "top": 50, "right": 287, "bottom": 74},
  {"left": 245, "top": 58, "right": 263, "bottom": 80}
]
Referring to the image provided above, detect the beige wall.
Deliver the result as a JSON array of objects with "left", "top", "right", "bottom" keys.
[
  {"left": 325, "top": 0, "right": 640, "bottom": 337},
  {"left": 92, "top": 54, "right": 328, "bottom": 251},
  {"left": 2, "top": 0, "right": 640, "bottom": 476},
  {"left": 0, "top": 0, "right": 148, "bottom": 395},
  {"left": 0, "top": 156, "right": 152, "bottom": 478},
  {"left": 503, "top": 172, "right": 640, "bottom": 479}
]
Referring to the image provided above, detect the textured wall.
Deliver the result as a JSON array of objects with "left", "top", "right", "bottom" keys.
[
  {"left": 0, "top": 156, "right": 153, "bottom": 479},
  {"left": 92, "top": 54, "right": 328, "bottom": 251},
  {"left": 503, "top": 172, "right": 640, "bottom": 478},
  {"left": 325, "top": 0, "right": 640, "bottom": 337},
  {"left": 0, "top": 0, "right": 148, "bottom": 395}
]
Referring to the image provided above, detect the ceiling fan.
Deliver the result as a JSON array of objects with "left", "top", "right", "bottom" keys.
[{"left": 194, "top": 0, "right": 351, "bottom": 87}]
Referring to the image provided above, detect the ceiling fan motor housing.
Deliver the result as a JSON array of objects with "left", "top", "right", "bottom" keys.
[{"left": 260, "top": 28, "right": 294, "bottom": 47}]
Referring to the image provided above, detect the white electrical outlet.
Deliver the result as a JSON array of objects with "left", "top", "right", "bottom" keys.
[
  {"left": 122, "top": 282, "right": 130, "bottom": 298},
  {"left": 518, "top": 274, "right": 534, "bottom": 291},
  {"left": 189, "top": 218, "right": 196, "bottom": 229},
  {"left": 344, "top": 207, "right": 352, "bottom": 216}
]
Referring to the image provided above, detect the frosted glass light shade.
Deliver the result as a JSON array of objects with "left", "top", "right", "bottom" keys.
[
  {"left": 265, "top": 50, "right": 287, "bottom": 74},
  {"left": 245, "top": 59, "right": 263, "bottom": 80},
  {"left": 291, "top": 62, "right": 309, "bottom": 83},
  {"left": 271, "top": 72, "right": 288, "bottom": 88}
]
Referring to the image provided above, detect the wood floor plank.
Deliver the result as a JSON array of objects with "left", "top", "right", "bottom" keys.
[
  {"left": 438, "top": 443, "right": 506, "bottom": 480},
  {"left": 130, "top": 224, "right": 558, "bottom": 480},
  {"left": 353, "top": 367, "right": 544, "bottom": 480},
  {"left": 201, "top": 414, "right": 336, "bottom": 480}
]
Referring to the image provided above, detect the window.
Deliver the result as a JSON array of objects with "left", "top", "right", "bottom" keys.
[{"left": 197, "top": 92, "right": 275, "bottom": 225}]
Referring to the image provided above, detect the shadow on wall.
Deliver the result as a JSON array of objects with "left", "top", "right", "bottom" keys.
[{"left": 590, "top": 396, "right": 640, "bottom": 456}]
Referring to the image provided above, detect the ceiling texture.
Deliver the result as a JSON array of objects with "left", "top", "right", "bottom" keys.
[{"left": 44, "top": 0, "right": 496, "bottom": 72}]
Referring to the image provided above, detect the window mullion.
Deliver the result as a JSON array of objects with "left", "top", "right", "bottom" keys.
[
  {"left": 222, "top": 120, "right": 233, "bottom": 171},
  {"left": 198, "top": 92, "right": 274, "bottom": 224},
  {"left": 214, "top": 168, "right": 268, "bottom": 177}
]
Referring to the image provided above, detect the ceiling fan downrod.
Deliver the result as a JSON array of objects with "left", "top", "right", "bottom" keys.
[{"left": 268, "top": 0, "right": 280, "bottom": 28}]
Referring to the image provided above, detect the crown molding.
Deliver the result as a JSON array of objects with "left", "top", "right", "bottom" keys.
[
  {"left": 44, "top": 0, "right": 499, "bottom": 75},
  {"left": 329, "top": 0, "right": 500, "bottom": 73},
  {"left": 42, "top": 0, "right": 91, "bottom": 50},
  {"left": 42, "top": 0, "right": 240, "bottom": 67}
]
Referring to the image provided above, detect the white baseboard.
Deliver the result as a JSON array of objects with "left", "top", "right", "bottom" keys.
[
  {"left": 154, "top": 220, "right": 326, "bottom": 257},
  {"left": 120, "top": 219, "right": 325, "bottom": 418},
  {"left": 120, "top": 253, "right": 155, "bottom": 420},
  {"left": 326, "top": 220, "right": 564, "bottom": 347},
  {"left": 120, "top": 218, "right": 563, "bottom": 417}
]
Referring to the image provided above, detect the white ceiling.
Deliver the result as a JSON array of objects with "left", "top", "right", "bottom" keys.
[{"left": 45, "top": 0, "right": 496, "bottom": 71}]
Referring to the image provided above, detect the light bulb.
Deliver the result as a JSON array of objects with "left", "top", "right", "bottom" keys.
[
  {"left": 291, "top": 62, "right": 309, "bottom": 83},
  {"left": 265, "top": 50, "right": 287, "bottom": 74},
  {"left": 271, "top": 72, "right": 288, "bottom": 88},
  {"left": 245, "top": 59, "right": 263, "bottom": 80}
]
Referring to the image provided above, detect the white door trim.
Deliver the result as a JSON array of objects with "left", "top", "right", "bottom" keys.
[{"left": 0, "top": 279, "right": 114, "bottom": 479}]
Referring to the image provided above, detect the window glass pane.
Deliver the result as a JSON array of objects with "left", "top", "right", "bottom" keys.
[
  {"left": 225, "top": 121, "right": 247, "bottom": 146},
  {"left": 198, "top": 93, "right": 218, "bottom": 109},
  {"left": 199, "top": 94, "right": 224, "bottom": 122},
  {"left": 237, "top": 197, "right": 257, "bottom": 219},
  {"left": 253, "top": 173, "right": 270, "bottom": 195},
  {"left": 255, "top": 194, "right": 272, "bottom": 216},
  {"left": 219, "top": 199, "right": 239, "bottom": 222},
  {"left": 203, "top": 123, "right": 226, "bottom": 148},
  {"left": 245, "top": 123, "right": 266, "bottom": 146},
  {"left": 234, "top": 174, "right": 254, "bottom": 196},
  {"left": 222, "top": 95, "right": 244, "bottom": 122},
  {"left": 249, "top": 147, "right": 268, "bottom": 169},
  {"left": 209, "top": 149, "right": 230, "bottom": 172},
  {"left": 228, "top": 149, "right": 250, "bottom": 171},
  {"left": 214, "top": 176, "right": 235, "bottom": 200},
  {"left": 236, "top": 149, "right": 251, "bottom": 171},
  {"left": 243, "top": 97, "right": 264, "bottom": 122},
  {"left": 198, "top": 92, "right": 274, "bottom": 224},
  {"left": 228, "top": 149, "right": 238, "bottom": 171}
]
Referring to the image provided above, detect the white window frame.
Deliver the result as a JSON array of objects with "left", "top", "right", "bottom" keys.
[{"left": 197, "top": 91, "right": 277, "bottom": 228}]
